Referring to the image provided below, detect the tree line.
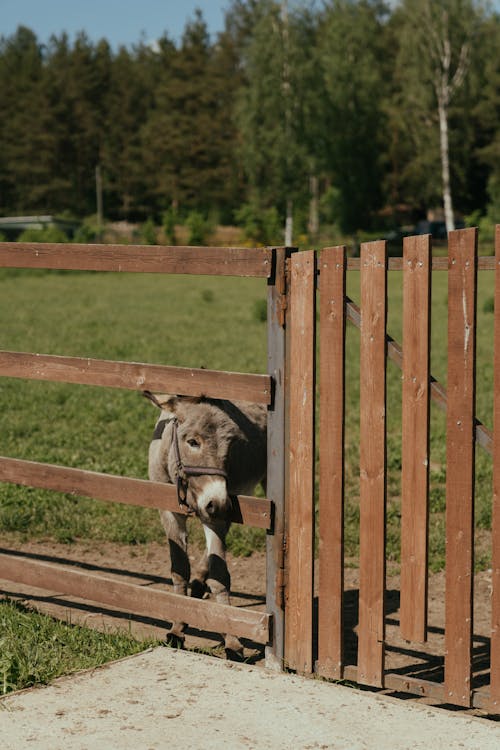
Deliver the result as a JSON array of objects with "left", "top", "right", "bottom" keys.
[{"left": 0, "top": 0, "right": 499, "bottom": 244}]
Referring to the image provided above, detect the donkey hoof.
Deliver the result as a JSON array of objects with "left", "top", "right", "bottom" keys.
[
  {"left": 224, "top": 636, "right": 244, "bottom": 662},
  {"left": 225, "top": 646, "right": 245, "bottom": 662},
  {"left": 190, "top": 578, "right": 209, "bottom": 599},
  {"left": 165, "top": 629, "right": 185, "bottom": 649}
]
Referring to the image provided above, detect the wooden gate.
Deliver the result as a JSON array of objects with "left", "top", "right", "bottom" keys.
[
  {"left": 0, "top": 241, "right": 292, "bottom": 669},
  {"left": 285, "top": 226, "right": 500, "bottom": 712}
]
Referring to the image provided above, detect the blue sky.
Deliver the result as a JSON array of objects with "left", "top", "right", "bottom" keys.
[
  {"left": 0, "top": 0, "right": 228, "bottom": 48},
  {"left": 2, "top": 1, "right": 499, "bottom": 49}
]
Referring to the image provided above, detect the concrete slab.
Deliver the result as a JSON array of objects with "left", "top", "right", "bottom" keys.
[{"left": 2, "top": 647, "right": 500, "bottom": 750}]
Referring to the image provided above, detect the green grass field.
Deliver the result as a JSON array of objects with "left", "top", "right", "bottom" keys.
[
  {"left": 0, "top": 264, "right": 496, "bottom": 562},
  {"left": 0, "top": 598, "right": 159, "bottom": 695}
]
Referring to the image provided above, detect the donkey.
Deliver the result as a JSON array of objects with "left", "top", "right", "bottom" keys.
[{"left": 144, "top": 390, "right": 267, "bottom": 657}]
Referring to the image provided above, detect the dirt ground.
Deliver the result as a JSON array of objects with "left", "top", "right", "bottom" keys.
[{"left": 0, "top": 535, "right": 495, "bottom": 697}]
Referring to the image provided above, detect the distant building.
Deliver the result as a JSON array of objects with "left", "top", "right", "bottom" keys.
[{"left": 0, "top": 215, "right": 79, "bottom": 240}]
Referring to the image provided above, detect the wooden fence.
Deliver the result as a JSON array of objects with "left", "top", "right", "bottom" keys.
[
  {"left": 286, "top": 226, "right": 500, "bottom": 713},
  {"left": 0, "top": 241, "right": 291, "bottom": 668},
  {"left": 2, "top": 229, "right": 500, "bottom": 712}
]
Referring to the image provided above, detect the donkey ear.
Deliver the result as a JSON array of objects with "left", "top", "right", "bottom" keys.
[{"left": 143, "top": 391, "right": 179, "bottom": 412}]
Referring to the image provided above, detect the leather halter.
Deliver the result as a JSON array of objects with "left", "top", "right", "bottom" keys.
[{"left": 170, "top": 417, "right": 228, "bottom": 513}]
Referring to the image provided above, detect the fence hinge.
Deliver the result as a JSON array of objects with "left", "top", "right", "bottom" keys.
[
  {"left": 273, "top": 255, "right": 291, "bottom": 328},
  {"left": 275, "top": 532, "right": 287, "bottom": 609}
]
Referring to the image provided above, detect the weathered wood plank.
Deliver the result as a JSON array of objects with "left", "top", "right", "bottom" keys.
[
  {"left": 317, "top": 246, "right": 346, "bottom": 680},
  {"left": 0, "top": 552, "right": 271, "bottom": 643},
  {"left": 345, "top": 255, "right": 493, "bottom": 271},
  {"left": 491, "top": 223, "right": 500, "bottom": 710},
  {"left": 358, "top": 240, "right": 387, "bottom": 688},
  {"left": 0, "top": 351, "right": 272, "bottom": 405},
  {"left": 400, "top": 235, "right": 431, "bottom": 643},
  {"left": 0, "top": 456, "right": 272, "bottom": 529},
  {"left": 0, "top": 242, "right": 272, "bottom": 277},
  {"left": 285, "top": 250, "right": 316, "bottom": 674},
  {"left": 444, "top": 227, "right": 477, "bottom": 707},
  {"left": 265, "top": 247, "right": 292, "bottom": 670}
]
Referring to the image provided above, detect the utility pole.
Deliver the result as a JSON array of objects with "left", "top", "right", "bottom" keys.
[
  {"left": 281, "top": 0, "right": 293, "bottom": 247},
  {"left": 95, "top": 165, "right": 103, "bottom": 241}
]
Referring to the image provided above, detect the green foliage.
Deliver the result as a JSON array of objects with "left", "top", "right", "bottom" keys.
[
  {"left": 73, "top": 215, "right": 101, "bottom": 243},
  {"left": 234, "top": 201, "right": 282, "bottom": 245},
  {"left": 0, "top": 4, "right": 499, "bottom": 232},
  {"left": 186, "top": 211, "right": 212, "bottom": 245},
  {"left": 140, "top": 217, "right": 157, "bottom": 245},
  {"left": 0, "top": 599, "right": 158, "bottom": 694},
  {"left": 162, "top": 207, "right": 178, "bottom": 245},
  {"left": 17, "top": 226, "right": 69, "bottom": 243}
]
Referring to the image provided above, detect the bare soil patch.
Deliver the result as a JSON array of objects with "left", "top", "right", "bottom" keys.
[{"left": 0, "top": 535, "right": 493, "bottom": 690}]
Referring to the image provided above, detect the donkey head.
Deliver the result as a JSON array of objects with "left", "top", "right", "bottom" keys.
[{"left": 145, "top": 391, "right": 233, "bottom": 524}]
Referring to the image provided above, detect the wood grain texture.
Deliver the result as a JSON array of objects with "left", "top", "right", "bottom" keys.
[
  {"left": 317, "top": 246, "right": 346, "bottom": 680},
  {"left": 400, "top": 235, "right": 431, "bottom": 643},
  {"left": 285, "top": 250, "right": 316, "bottom": 674},
  {"left": 0, "top": 456, "right": 272, "bottom": 529},
  {"left": 358, "top": 240, "right": 387, "bottom": 688},
  {"left": 345, "top": 255, "right": 493, "bottom": 271},
  {"left": 0, "top": 351, "right": 272, "bottom": 405},
  {"left": 444, "top": 227, "right": 477, "bottom": 707},
  {"left": 0, "top": 242, "right": 272, "bottom": 277},
  {"left": 0, "top": 552, "right": 271, "bottom": 643}
]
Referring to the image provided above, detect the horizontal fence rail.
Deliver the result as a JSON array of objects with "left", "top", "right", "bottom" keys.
[
  {"left": 0, "top": 456, "right": 272, "bottom": 530},
  {"left": 0, "top": 351, "right": 272, "bottom": 405},
  {"left": 0, "top": 242, "right": 273, "bottom": 277},
  {"left": 0, "top": 552, "right": 271, "bottom": 644}
]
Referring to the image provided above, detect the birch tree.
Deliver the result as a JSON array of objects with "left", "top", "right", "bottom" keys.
[{"left": 396, "top": 0, "right": 482, "bottom": 231}]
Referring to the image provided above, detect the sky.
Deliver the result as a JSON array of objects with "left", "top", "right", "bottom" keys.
[{"left": 0, "top": 0, "right": 228, "bottom": 48}]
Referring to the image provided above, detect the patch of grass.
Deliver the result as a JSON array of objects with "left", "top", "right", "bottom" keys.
[
  {"left": 0, "top": 271, "right": 268, "bottom": 555},
  {"left": 0, "top": 599, "right": 159, "bottom": 695}
]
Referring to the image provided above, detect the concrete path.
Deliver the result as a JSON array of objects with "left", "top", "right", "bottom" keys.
[{"left": 1, "top": 647, "right": 500, "bottom": 750}]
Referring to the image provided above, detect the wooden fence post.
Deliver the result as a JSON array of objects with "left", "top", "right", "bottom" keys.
[
  {"left": 444, "top": 227, "right": 477, "bottom": 707},
  {"left": 266, "top": 247, "right": 292, "bottom": 670},
  {"left": 285, "top": 250, "right": 316, "bottom": 673},
  {"left": 357, "top": 240, "right": 387, "bottom": 688},
  {"left": 400, "top": 234, "right": 431, "bottom": 643},
  {"left": 317, "top": 246, "right": 346, "bottom": 680}
]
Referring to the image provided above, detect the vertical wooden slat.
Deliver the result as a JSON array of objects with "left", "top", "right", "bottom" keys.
[
  {"left": 491, "top": 224, "right": 500, "bottom": 709},
  {"left": 444, "top": 227, "right": 477, "bottom": 708},
  {"left": 400, "top": 234, "right": 432, "bottom": 643},
  {"left": 266, "top": 247, "right": 291, "bottom": 671},
  {"left": 285, "top": 250, "right": 316, "bottom": 674},
  {"left": 358, "top": 240, "right": 388, "bottom": 688},
  {"left": 317, "top": 246, "right": 346, "bottom": 679}
]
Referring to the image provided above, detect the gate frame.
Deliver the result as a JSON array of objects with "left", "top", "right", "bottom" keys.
[
  {"left": 0, "top": 241, "right": 291, "bottom": 668},
  {"left": 285, "top": 227, "right": 500, "bottom": 714}
]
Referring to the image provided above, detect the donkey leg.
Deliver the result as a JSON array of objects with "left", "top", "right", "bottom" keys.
[
  {"left": 160, "top": 510, "right": 190, "bottom": 647},
  {"left": 190, "top": 550, "right": 210, "bottom": 599},
  {"left": 203, "top": 522, "right": 244, "bottom": 660}
]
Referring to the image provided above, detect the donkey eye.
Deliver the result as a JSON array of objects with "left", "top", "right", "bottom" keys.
[{"left": 187, "top": 437, "right": 200, "bottom": 448}]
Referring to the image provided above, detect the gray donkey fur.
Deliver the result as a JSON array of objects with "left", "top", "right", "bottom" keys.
[{"left": 144, "top": 391, "right": 267, "bottom": 657}]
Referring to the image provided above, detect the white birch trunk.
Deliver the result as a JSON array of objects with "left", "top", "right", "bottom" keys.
[
  {"left": 438, "top": 96, "right": 455, "bottom": 233},
  {"left": 285, "top": 199, "right": 293, "bottom": 247}
]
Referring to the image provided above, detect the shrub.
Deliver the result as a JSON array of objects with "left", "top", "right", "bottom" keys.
[{"left": 17, "top": 226, "right": 68, "bottom": 243}]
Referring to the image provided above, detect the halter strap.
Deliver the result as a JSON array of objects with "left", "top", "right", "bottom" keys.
[{"left": 170, "top": 418, "right": 227, "bottom": 512}]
